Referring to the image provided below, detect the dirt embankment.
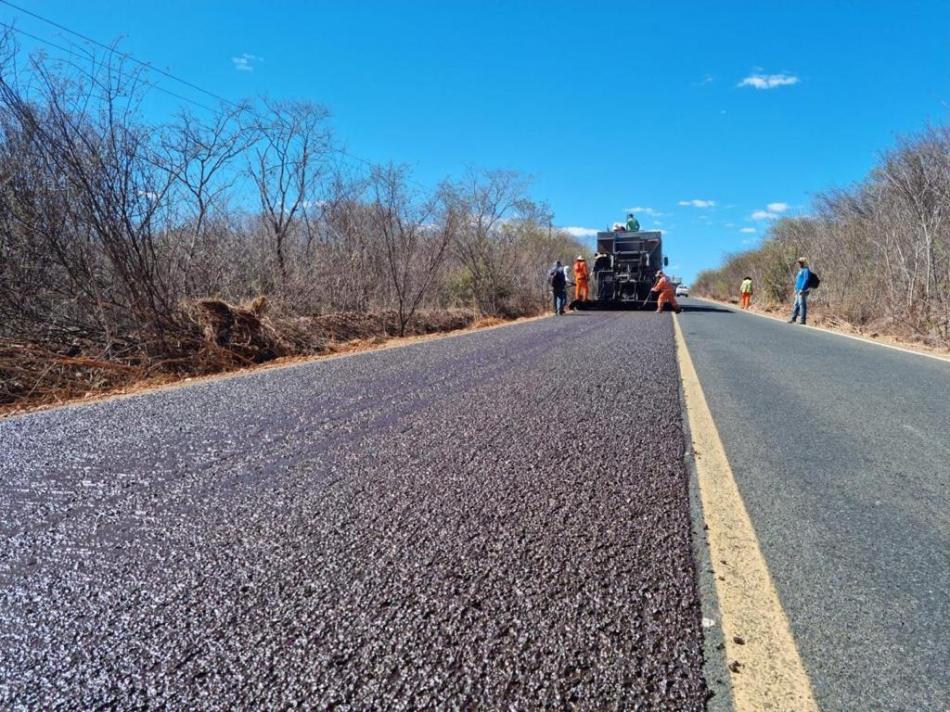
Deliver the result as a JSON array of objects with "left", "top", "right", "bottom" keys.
[{"left": 0, "top": 300, "right": 526, "bottom": 416}]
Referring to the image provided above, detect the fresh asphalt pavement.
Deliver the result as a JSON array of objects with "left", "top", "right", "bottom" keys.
[
  {"left": 1, "top": 312, "right": 708, "bottom": 710},
  {"left": 678, "top": 299, "right": 950, "bottom": 712}
]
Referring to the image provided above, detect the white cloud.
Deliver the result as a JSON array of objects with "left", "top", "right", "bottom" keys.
[
  {"left": 738, "top": 73, "right": 800, "bottom": 90},
  {"left": 562, "top": 226, "right": 599, "bottom": 238},
  {"left": 750, "top": 201, "right": 791, "bottom": 221},
  {"left": 232, "top": 53, "right": 262, "bottom": 72},
  {"left": 677, "top": 199, "right": 716, "bottom": 208},
  {"left": 627, "top": 206, "right": 663, "bottom": 217},
  {"left": 740, "top": 227, "right": 756, "bottom": 233}
]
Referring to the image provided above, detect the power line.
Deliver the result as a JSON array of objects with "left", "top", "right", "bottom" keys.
[
  {"left": 1, "top": 23, "right": 90, "bottom": 60},
  {"left": 0, "top": 0, "right": 237, "bottom": 108},
  {"left": 1, "top": 23, "right": 218, "bottom": 113},
  {"left": 1, "top": 4, "right": 437, "bottom": 191}
]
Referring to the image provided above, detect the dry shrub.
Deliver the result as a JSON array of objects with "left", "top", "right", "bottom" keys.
[
  {"left": 695, "top": 126, "right": 949, "bottom": 348},
  {"left": 0, "top": 340, "right": 144, "bottom": 408},
  {"left": 0, "top": 42, "right": 570, "bottom": 413},
  {"left": 188, "top": 297, "right": 288, "bottom": 364},
  {"left": 0, "top": 303, "right": 499, "bottom": 413}
]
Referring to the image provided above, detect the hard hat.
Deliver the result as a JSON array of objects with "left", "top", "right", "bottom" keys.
[{"left": 576, "top": 254, "right": 584, "bottom": 260}]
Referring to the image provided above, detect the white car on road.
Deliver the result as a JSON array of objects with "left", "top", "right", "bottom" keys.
[{"left": 675, "top": 284, "right": 689, "bottom": 297}]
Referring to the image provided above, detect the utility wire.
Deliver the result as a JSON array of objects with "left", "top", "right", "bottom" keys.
[
  {"left": 2, "top": 23, "right": 91, "bottom": 59},
  {"left": 1, "top": 3, "right": 436, "bottom": 190},
  {"left": 1, "top": 23, "right": 218, "bottom": 113},
  {"left": 0, "top": 0, "right": 237, "bottom": 108}
]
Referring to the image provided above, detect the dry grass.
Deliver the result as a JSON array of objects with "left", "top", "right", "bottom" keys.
[{"left": 0, "top": 303, "right": 543, "bottom": 417}]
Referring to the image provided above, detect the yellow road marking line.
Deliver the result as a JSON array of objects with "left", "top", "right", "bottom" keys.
[{"left": 673, "top": 314, "right": 820, "bottom": 712}]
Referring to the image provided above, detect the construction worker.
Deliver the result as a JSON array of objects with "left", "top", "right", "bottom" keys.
[
  {"left": 573, "top": 255, "right": 590, "bottom": 302},
  {"left": 626, "top": 212, "right": 640, "bottom": 232},
  {"left": 651, "top": 270, "right": 681, "bottom": 313},
  {"left": 548, "top": 260, "right": 568, "bottom": 315},
  {"left": 740, "top": 276, "right": 753, "bottom": 309},
  {"left": 789, "top": 258, "right": 811, "bottom": 324}
]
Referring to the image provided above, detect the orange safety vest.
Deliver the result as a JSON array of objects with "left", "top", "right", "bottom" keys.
[
  {"left": 654, "top": 275, "right": 674, "bottom": 295},
  {"left": 574, "top": 259, "right": 589, "bottom": 283}
]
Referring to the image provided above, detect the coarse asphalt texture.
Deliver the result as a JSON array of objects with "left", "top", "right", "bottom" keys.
[
  {"left": 1, "top": 311, "right": 708, "bottom": 710},
  {"left": 679, "top": 299, "right": 950, "bottom": 712}
]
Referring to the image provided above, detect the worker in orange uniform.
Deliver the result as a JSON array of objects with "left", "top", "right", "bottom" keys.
[
  {"left": 573, "top": 255, "right": 590, "bottom": 302},
  {"left": 651, "top": 271, "right": 682, "bottom": 313}
]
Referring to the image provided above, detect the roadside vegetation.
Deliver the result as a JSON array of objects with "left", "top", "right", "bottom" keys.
[
  {"left": 0, "top": 35, "right": 584, "bottom": 410},
  {"left": 694, "top": 125, "right": 950, "bottom": 349}
]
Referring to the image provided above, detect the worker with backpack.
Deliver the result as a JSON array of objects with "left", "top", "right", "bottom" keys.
[
  {"left": 548, "top": 260, "right": 569, "bottom": 316},
  {"left": 789, "top": 257, "right": 820, "bottom": 325}
]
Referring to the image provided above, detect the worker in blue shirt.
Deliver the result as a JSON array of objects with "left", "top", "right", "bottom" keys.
[{"left": 789, "top": 258, "right": 811, "bottom": 325}]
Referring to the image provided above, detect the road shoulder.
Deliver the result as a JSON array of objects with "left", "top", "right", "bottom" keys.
[{"left": 692, "top": 297, "right": 949, "bottom": 363}]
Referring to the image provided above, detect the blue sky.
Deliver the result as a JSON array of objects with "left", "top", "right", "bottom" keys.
[{"left": 5, "top": 1, "right": 950, "bottom": 282}]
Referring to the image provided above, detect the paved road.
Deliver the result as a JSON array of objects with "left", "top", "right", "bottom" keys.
[
  {"left": 1, "top": 313, "right": 707, "bottom": 710},
  {"left": 679, "top": 300, "right": 950, "bottom": 712}
]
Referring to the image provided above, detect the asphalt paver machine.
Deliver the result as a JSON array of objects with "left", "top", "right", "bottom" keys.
[{"left": 572, "top": 229, "right": 668, "bottom": 310}]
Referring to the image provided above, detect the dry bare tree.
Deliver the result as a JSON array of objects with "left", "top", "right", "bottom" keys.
[
  {"left": 161, "top": 103, "right": 255, "bottom": 295},
  {"left": 695, "top": 125, "right": 950, "bottom": 344},
  {"left": 447, "top": 169, "right": 541, "bottom": 314},
  {"left": 0, "top": 36, "right": 587, "bottom": 407},
  {"left": 248, "top": 99, "right": 331, "bottom": 290},
  {"left": 0, "top": 45, "right": 180, "bottom": 352},
  {"left": 370, "top": 164, "right": 459, "bottom": 335}
]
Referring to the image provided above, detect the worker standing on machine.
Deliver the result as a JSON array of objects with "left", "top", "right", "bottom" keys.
[
  {"left": 626, "top": 212, "right": 640, "bottom": 232},
  {"left": 651, "top": 270, "right": 681, "bottom": 313},
  {"left": 573, "top": 255, "right": 590, "bottom": 302}
]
